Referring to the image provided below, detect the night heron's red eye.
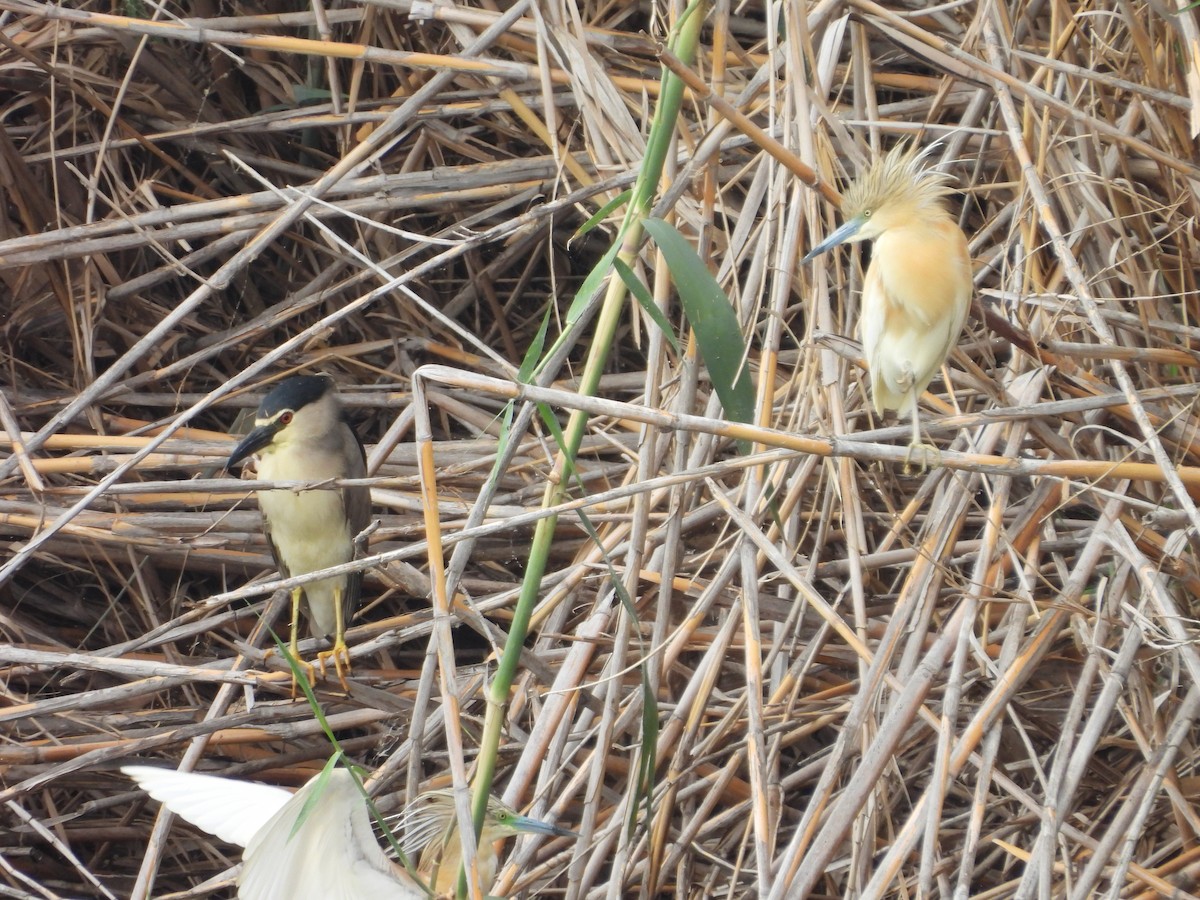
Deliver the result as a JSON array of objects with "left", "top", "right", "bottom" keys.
[{"left": 280, "top": 411, "right": 293, "bottom": 425}]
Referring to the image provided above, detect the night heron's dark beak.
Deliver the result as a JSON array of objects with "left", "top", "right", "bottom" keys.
[{"left": 226, "top": 423, "right": 279, "bottom": 471}]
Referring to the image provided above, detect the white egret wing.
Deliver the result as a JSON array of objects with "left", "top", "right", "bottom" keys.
[
  {"left": 123, "top": 766, "right": 292, "bottom": 848},
  {"left": 238, "top": 769, "right": 423, "bottom": 900}
]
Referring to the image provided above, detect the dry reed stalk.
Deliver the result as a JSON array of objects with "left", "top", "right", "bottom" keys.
[{"left": 2, "top": 1, "right": 1200, "bottom": 897}]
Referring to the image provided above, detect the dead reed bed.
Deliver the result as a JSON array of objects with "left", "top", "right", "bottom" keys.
[{"left": 2, "top": 0, "right": 1200, "bottom": 897}]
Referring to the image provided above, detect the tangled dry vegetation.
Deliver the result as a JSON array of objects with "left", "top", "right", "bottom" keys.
[{"left": 2, "top": 1, "right": 1200, "bottom": 897}]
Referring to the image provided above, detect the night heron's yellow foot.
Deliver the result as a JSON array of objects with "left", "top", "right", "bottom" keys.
[
  {"left": 277, "top": 634, "right": 317, "bottom": 697},
  {"left": 257, "top": 645, "right": 316, "bottom": 696},
  {"left": 903, "top": 441, "right": 941, "bottom": 474},
  {"left": 286, "top": 643, "right": 317, "bottom": 697},
  {"left": 317, "top": 639, "right": 352, "bottom": 690},
  {"left": 289, "top": 659, "right": 319, "bottom": 697}
]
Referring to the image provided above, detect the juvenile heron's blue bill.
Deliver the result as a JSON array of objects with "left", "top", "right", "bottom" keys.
[{"left": 509, "top": 814, "right": 579, "bottom": 839}]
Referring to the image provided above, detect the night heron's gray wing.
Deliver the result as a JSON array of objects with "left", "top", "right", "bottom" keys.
[{"left": 339, "top": 416, "right": 371, "bottom": 617}]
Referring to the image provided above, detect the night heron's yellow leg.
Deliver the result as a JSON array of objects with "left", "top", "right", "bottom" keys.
[
  {"left": 317, "top": 587, "right": 351, "bottom": 690},
  {"left": 288, "top": 587, "right": 316, "bottom": 695}
]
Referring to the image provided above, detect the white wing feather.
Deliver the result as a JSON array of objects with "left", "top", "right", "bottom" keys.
[
  {"left": 125, "top": 765, "right": 423, "bottom": 900},
  {"left": 122, "top": 766, "right": 291, "bottom": 848},
  {"left": 238, "top": 769, "right": 423, "bottom": 900}
]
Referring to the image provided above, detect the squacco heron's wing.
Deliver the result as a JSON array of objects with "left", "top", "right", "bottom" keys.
[
  {"left": 862, "top": 217, "right": 971, "bottom": 416},
  {"left": 122, "top": 765, "right": 291, "bottom": 847},
  {"left": 240, "top": 769, "right": 418, "bottom": 900},
  {"left": 124, "top": 766, "right": 422, "bottom": 900}
]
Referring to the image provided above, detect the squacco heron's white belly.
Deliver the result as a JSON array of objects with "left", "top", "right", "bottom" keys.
[{"left": 861, "top": 221, "right": 971, "bottom": 415}]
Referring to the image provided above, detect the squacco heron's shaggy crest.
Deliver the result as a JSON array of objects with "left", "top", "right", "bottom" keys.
[
  {"left": 395, "top": 788, "right": 578, "bottom": 894},
  {"left": 804, "top": 143, "right": 972, "bottom": 466},
  {"left": 123, "top": 765, "right": 575, "bottom": 900}
]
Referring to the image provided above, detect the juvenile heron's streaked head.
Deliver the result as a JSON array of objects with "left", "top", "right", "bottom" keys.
[
  {"left": 397, "top": 789, "right": 577, "bottom": 858},
  {"left": 803, "top": 143, "right": 959, "bottom": 260},
  {"left": 393, "top": 789, "right": 577, "bottom": 892}
]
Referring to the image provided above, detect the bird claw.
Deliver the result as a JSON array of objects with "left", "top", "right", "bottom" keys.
[
  {"left": 261, "top": 646, "right": 318, "bottom": 697},
  {"left": 290, "top": 659, "right": 319, "bottom": 698},
  {"left": 317, "top": 641, "right": 352, "bottom": 691},
  {"left": 903, "top": 442, "right": 941, "bottom": 474}
]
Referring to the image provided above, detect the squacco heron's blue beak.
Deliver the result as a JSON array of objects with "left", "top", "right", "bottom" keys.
[
  {"left": 802, "top": 215, "right": 866, "bottom": 263},
  {"left": 507, "top": 814, "right": 579, "bottom": 839}
]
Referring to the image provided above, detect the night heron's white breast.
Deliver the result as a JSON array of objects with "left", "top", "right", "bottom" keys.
[{"left": 255, "top": 437, "right": 355, "bottom": 637}]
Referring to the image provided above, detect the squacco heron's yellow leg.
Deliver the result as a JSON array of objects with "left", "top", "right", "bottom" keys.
[
  {"left": 316, "top": 587, "right": 351, "bottom": 690},
  {"left": 902, "top": 379, "right": 940, "bottom": 475}
]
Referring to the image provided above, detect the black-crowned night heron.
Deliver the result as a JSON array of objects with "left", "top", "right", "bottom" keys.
[
  {"left": 122, "top": 765, "right": 576, "bottom": 900},
  {"left": 803, "top": 143, "right": 972, "bottom": 469},
  {"left": 227, "top": 374, "right": 370, "bottom": 686}
]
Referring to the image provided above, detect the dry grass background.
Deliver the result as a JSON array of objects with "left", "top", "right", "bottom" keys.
[{"left": 2, "top": 0, "right": 1200, "bottom": 897}]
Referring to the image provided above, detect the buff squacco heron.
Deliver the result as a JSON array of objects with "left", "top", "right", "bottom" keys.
[
  {"left": 123, "top": 764, "right": 576, "bottom": 900},
  {"left": 227, "top": 374, "right": 370, "bottom": 687},
  {"left": 803, "top": 143, "right": 972, "bottom": 468}
]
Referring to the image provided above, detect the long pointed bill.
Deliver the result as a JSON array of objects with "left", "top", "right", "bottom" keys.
[
  {"left": 510, "top": 815, "right": 579, "bottom": 839},
  {"left": 227, "top": 423, "right": 279, "bottom": 471},
  {"left": 802, "top": 215, "right": 865, "bottom": 263}
]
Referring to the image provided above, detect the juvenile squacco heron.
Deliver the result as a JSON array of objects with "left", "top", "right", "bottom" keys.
[
  {"left": 122, "top": 765, "right": 575, "bottom": 900},
  {"left": 226, "top": 374, "right": 369, "bottom": 686},
  {"left": 803, "top": 143, "right": 972, "bottom": 466},
  {"left": 396, "top": 788, "right": 577, "bottom": 894}
]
